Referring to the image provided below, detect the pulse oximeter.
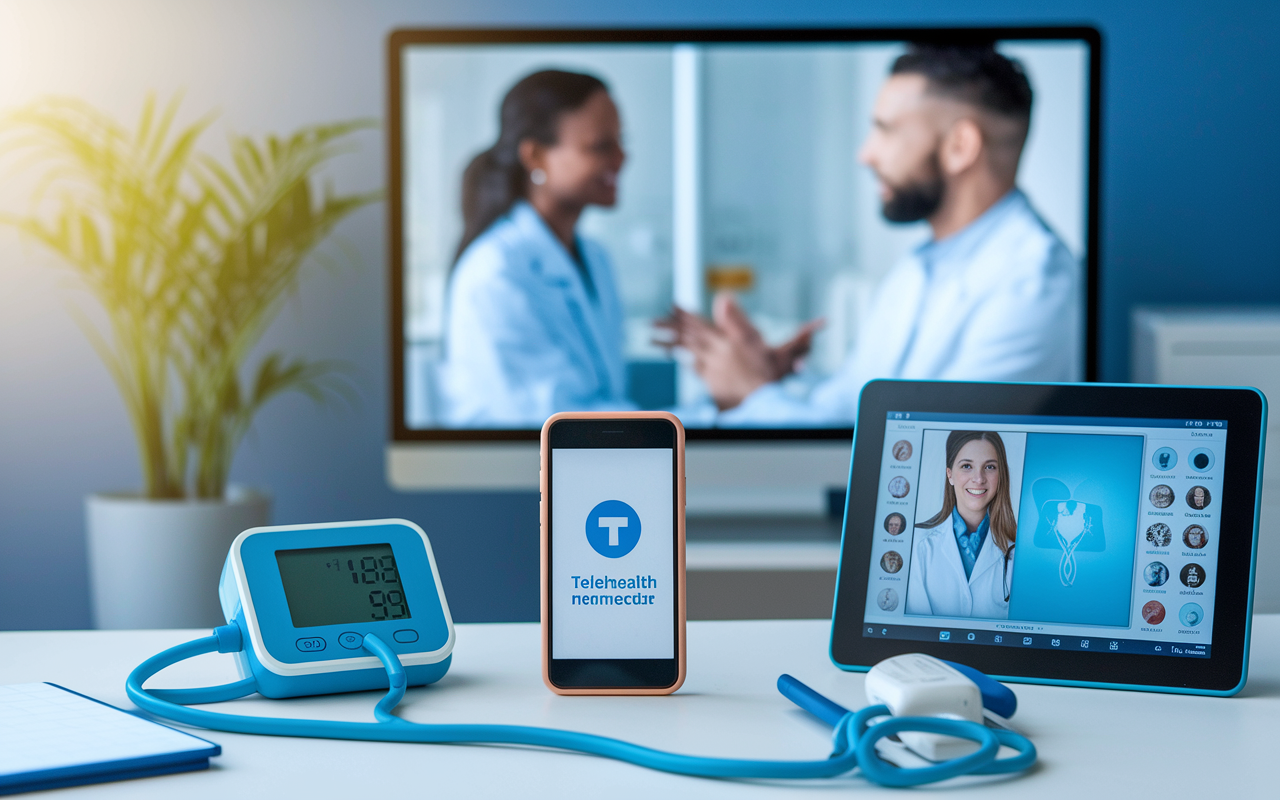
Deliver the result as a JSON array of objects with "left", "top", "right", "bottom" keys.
[{"left": 218, "top": 519, "right": 455, "bottom": 698}]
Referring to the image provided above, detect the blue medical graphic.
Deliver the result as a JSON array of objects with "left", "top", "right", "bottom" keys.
[
  {"left": 585, "top": 500, "right": 642, "bottom": 558},
  {"left": 1179, "top": 603, "right": 1204, "bottom": 627},
  {"left": 1009, "top": 433, "right": 1143, "bottom": 627},
  {"left": 1030, "top": 479, "right": 1105, "bottom": 587},
  {"left": 1152, "top": 447, "right": 1177, "bottom": 471}
]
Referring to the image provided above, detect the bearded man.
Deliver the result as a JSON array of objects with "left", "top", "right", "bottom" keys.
[{"left": 666, "top": 44, "right": 1079, "bottom": 424}]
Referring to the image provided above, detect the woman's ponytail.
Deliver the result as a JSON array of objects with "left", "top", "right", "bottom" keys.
[{"left": 453, "top": 70, "right": 608, "bottom": 262}]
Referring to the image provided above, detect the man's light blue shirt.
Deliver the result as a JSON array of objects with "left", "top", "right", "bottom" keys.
[{"left": 719, "top": 188, "right": 1080, "bottom": 426}]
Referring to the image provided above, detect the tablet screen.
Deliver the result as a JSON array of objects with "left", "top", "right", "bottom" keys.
[{"left": 863, "top": 412, "right": 1225, "bottom": 659}]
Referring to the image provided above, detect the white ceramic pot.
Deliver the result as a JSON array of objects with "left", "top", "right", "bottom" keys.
[{"left": 85, "top": 487, "right": 271, "bottom": 629}]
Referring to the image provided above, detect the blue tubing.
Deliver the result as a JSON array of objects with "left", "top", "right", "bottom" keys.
[
  {"left": 777, "top": 673, "right": 851, "bottom": 727},
  {"left": 125, "top": 631, "right": 1037, "bottom": 787}
]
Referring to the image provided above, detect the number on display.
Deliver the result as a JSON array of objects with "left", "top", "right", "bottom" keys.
[
  {"left": 369, "top": 590, "right": 408, "bottom": 620},
  {"left": 348, "top": 555, "right": 400, "bottom": 585}
]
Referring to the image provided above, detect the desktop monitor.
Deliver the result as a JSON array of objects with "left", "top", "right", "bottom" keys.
[{"left": 387, "top": 27, "right": 1101, "bottom": 515}]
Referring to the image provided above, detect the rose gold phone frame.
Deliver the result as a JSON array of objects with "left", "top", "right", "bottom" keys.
[{"left": 540, "top": 411, "right": 687, "bottom": 695}]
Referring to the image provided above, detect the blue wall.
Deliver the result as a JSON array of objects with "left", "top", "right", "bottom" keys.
[{"left": 0, "top": 0, "right": 1276, "bottom": 629}]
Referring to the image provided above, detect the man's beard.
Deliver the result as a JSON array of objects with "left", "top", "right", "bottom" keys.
[{"left": 880, "top": 152, "right": 945, "bottom": 223}]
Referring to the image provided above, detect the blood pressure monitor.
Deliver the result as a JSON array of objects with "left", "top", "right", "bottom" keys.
[
  {"left": 219, "top": 519, "right": 455, "bottom": 698},
  {"left": 129, "top": 513, "right": 1036, "bottom": 787}
]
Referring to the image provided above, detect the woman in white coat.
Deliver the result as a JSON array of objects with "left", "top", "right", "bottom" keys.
[
  {"left": 905, "top": 431, "right": 1017, "bottom": 619},
  {"left": 440, "top": 70, "right": 633, "bottom": 426}
]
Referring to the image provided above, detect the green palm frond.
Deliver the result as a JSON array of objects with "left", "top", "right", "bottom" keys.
[{"left": 0, "top": 94, "right": 379, "bottom": 499}]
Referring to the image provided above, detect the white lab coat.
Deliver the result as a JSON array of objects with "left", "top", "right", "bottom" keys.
[
  {"left": 905, "top": 525, "right": 1014, "bottom": 619},
  {"left": 440, "top": 201, "right": 632, "bottom": 426},
  {"left": 720, "top": 190, "right": 1079, "bottom": 426}
]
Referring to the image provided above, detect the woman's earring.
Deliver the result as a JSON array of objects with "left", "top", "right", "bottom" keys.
[{"left": 530, "top": 168, "right": 547, "bottom": 186}]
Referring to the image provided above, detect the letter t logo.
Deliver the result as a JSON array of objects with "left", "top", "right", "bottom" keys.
[{"left": 598, "top": 516, "right": 628, "bottom": 547}]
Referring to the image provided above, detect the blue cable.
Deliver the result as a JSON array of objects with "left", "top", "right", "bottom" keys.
[{"left": 125, "top": 626, "right": 1036, "bottom": 787}]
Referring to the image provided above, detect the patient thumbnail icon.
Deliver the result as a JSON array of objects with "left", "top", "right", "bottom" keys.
[
  {"left": 892, "top": 440, "right": 913, "bottom": 461},
  {"left": 1142, "top": 601, "right": 1166, "bottom": 625},
  {"left": 877, "top": 588, "right": 899, "bottom": 611},
  {"left": 1152, "top": 447, "right": 1177, "bottom": 471},
  {"left": 1179, "top": 602, "right": 1204, "bottom": 627},
  {"left": 1188, "top": 448, "right": 1215, "bottom": 473},
  {"left": 1180, "top": 563, "right": 1206, "bottom": 589},
  {"left": 1183, "top": 525, "right": 1208, "bottom": 550},
  {"left": 1143, "top": 561, "right": 1169, "bottom": 587},
  {"left": 1149, "top": 484, "right": 1174, "bottom": 509},
  {"left": 880, "top": 551, "right": 903, "bottom": 574},
  {"left": 1146, "top": 523, "right": 1172, "bottom": 548},
  {"left": 1186, "top": 486, "right": 1212, "bottom": 510},
  {"left": 883, "top": 513, "right": 906, "bottom": 535},
  {"left": 888, "top": 476, "right": 910, "bottom": 498}
]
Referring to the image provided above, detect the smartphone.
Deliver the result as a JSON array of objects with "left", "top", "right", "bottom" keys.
[{"left": 540, "top": 411, "right": 686, "bottom": 695}]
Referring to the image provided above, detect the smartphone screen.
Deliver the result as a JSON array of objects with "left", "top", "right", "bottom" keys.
[{"left": 545, "top": 417, "right": 682, "bottom": 689}]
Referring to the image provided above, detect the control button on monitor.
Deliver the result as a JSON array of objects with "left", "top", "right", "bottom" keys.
[
  {"left": 1188, "top": 447, "right": 1215, "bottom": 473},
  {"left": 393, "top": 629, "right": 420, "bottom": 644},
  {"left": 296, "top": 637, "right": 326, "bottom": 653},
  {"left": 1152, "top": 447, "right": 1177, "bottom": 471},
  {"left": 338, "top": 632, "right": 363, "bottom": 650}
]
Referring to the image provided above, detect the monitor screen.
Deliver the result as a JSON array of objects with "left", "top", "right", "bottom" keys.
[
  {"left": 864, "top": 412, "right": 1222, "bottom": 659},
  {"left": 389, "top": 28, "right": 1099, "bottom": 439}
]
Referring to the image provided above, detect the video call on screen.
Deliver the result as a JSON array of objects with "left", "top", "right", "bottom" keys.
[
  {"left": 398, "top": 39, "right": 1091, "bottom": 430},
  {"left": 864, "top": 413, "right": 1224, "bottom": 659}
]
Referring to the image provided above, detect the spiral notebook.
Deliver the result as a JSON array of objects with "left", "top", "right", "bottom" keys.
[{"left": 0, "top": 683, "right": 219, "bottom": 795}]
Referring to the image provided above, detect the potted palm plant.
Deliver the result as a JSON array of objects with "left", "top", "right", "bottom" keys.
[{"left": 1, "top": 96, "right": 379, "bottom": 628}]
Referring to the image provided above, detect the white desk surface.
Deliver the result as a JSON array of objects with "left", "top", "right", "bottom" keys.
[{"left": 2, "top": 617, "right": 1277, "bottom": 798}]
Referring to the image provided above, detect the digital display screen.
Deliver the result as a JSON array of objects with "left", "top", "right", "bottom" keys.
[
  {"left": 550, "top": 448, "right": 674, "bottom": 659},
  {"left": 863, "top": 413, "right": 1225, "bottom": 659},
  {"left": 276, "top": 543, "right": 411, "bottom": 629}
]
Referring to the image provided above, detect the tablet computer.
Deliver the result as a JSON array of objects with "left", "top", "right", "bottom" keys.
[{"left": 830, "top": 380, "right": 1266, "bottom": 696}]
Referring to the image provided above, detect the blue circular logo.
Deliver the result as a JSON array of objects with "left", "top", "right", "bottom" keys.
[
  {"left": 1152, "top": 447, "right": 1177, "bottom": 471},
  {"left": 585, "top": 500, "right": 641, "bottom": 558}
]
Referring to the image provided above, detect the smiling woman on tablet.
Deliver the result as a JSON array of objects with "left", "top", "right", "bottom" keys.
[
  {"left": 906, "top": 431, "right": 1018, "bottom": 619},
  {"left": 831, "top": 380, "right": 1267, "bottom": 696}
]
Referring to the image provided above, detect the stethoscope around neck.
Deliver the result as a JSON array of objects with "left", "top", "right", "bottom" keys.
[{"left": 1002, "top": 547, "right": 1013, "bottom": 603}]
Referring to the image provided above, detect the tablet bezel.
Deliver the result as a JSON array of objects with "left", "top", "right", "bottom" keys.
[{"left": 830, "top": 380, "right": 1265, "bottom": 695}]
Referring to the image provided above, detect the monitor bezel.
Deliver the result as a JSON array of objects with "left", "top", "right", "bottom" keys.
[
  {"left": 830, "top": 380, "right": 1264, "bottom": 695},
  {"left": 387, "top": 26, "right": 1103, "bottom": 443}
]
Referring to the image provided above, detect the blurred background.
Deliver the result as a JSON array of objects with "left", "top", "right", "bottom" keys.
[{"left": 1, "top": 0, "right": 1277, "bottom": 629}]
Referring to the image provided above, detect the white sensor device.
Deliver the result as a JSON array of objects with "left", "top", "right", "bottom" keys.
[{"left": 864, "top": 653, "right": 984, "bottom": 761}]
